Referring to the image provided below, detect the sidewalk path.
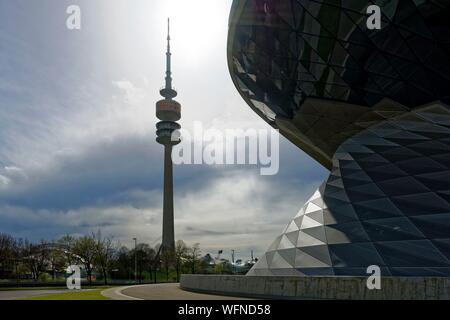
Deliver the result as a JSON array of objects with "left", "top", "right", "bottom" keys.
[
  {"left": 0, "top": 289, "right": 68, "bottom": 300},
  {"left": 102, "top": 283, "right": 251, "bottom": 300}
]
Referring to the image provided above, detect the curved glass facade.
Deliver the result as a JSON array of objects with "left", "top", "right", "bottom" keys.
[
  {"left": 248, "top": 102, "right": 450, "bottom": 276},
  {"left": 228, "top": 1, "right": 450, "bottom": 276},
  {"left": 228, "top": 0, "right": 450, "bottom": 167}
]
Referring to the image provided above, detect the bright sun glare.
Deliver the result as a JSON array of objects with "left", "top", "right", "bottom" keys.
[{"left": 159, "top": 0, "right": 231, "bottom": 62}]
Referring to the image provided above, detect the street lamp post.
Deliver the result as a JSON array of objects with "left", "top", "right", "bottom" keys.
[
  {"left": 133, "top": 238, "right": 137, "bottom": 284},
  {"left": 231, "top": 250, "right": 235, "bottom": 274}
]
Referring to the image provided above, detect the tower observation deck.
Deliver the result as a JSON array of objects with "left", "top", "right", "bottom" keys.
[{"left": 156, "top": 18, "right": 181, "bottom": 253}]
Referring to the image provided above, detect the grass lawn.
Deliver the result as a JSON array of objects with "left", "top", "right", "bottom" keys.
[
  {"left": 0, "top": 287, "right": 65, "bottom": 291},
  {"left": 20, "top": 288, "right": 112, "bottom": 300},
  {"left": 1, "top": 285, "right": 116, "bottom": 292}
]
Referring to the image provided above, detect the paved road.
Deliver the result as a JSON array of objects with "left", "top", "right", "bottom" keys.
[
  {"left": 103, "top": 283, "right": 251, "bottom": 300},
  {"left": 0, "top": 289, "right": 69, "bottom": 300}
]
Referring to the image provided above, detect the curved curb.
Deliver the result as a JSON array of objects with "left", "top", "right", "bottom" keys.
[{"left": 101, "top": 286, "right": 144, "bottom": 300}]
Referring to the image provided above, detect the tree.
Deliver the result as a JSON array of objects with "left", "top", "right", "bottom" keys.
[
  {"left": 214, "top": 261, "right": 232, "bottom": 275},
  {"left": 114, "top": 246, "right": 132, "bottom": 280},
  {"left": 0, "top": 233, "right": 15, "bottom": 278},
  {"left": 152, "top": 244, "right": 162, "bottom": 283},
  {"left": 131, "top": 243, "right": 156, "bottom": 283},
  {"left": 57, "top": 234, "right": 76, "bottom": 267},
  {"left": 73, "top": 236, "right": 97, "bottom": 285},
  {"left": 93, "top": 230, "right": 115, "bottom": 285},
  {"left": 11, "top": 238, "right": 24, "bottom": 283},
  {"left": 160, "top": 249, "right": 175, "bottom": 282},
  {"left": 174, "top": 240, "right": 188, "bottom": 282},
  {"left": 48, "top": 246, "right": 65, "bottom": 280},
  {"left": 22, "top": 240, "right": 50, "bottom": 281},
  {"left": 143, "top": 245, "right": 156, "bottom": 282},
  {"left": 186, "top": 243, "right": 201, "bottom": 274}
]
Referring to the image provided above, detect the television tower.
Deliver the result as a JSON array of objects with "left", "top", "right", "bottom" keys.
[{"left": 156, "top": 18, "right": 181, "bottom": 253}]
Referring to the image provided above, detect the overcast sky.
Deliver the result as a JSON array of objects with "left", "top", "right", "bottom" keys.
[{"left": 0, "top": 0, "right": 326, "bottom": 259}]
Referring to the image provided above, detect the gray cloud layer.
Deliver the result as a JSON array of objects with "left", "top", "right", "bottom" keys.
[{"left": 0, "top": 0, "right": 327, "bottom": 257}]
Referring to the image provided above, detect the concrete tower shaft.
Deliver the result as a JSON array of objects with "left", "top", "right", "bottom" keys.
[{"left": 156, "top": 18, "right": 181, "bottom": 253}]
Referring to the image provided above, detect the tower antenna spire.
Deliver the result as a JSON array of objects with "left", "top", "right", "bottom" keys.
[
  {"left": 164, "top": 17, "right": 173, "bottom": 93},
  {"left": 167, "top": 17, "right": 170, "bottom": 42}
]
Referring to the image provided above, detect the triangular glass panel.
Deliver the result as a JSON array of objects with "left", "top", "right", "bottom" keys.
[
  {"left": 267, "top": 235, "right": 282, "bottom": 252},
  {"left": 325, "top": 222, "right": 369, "bottom": 244},
  {"left": 305, "top": 202, "right": 323, "bottom": 214},
  {"left": 362, "top": 217, "right": 426, "bottom": 241},
  {"left": 284, "top": 221, "right": 299, "bottom": 233},
  {"left": 270, "top": 252, "right": 294, "bottom": 269},
  {"left": 295, "top": 249, "right": 330, "bottom": 268},
  {"left": 297, "top": 230, "right": 325, "bottom": 247},
  {"left": 302, "top": 226, "right": 327, "bottom": 243},
  {"left": 308, "top": 211, "right": 325, "bottom": 224},
  {"left": 300, "top": 245, "right": 332, "bottom": 266},
  {"left": 278, "top": 234, "right": 296, "bottom": 250},
  {"left": 294, "top": 216, "right": 304, "bottom": 229},
  {"left": 277, "top": 248, "right": 297, "bottom": 267},
  {"left": 285, "top": 231, "right": 300, "bottom": 246},
  {"left": 300, "top": 215, "right": 323, "bottom": 230}
]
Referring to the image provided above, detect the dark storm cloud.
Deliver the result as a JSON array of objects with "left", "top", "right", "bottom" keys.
[{"left": 0, "top": 133, "right": 325, "bottom": 211}]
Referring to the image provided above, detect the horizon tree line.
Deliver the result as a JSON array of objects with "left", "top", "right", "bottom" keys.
[{"left": 0, "top": 231, "right": 208, "bottom": 284}]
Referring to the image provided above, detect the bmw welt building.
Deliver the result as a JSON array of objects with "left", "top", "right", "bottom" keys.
[
  {"left": 181, "top": 0, "right": 450, "bottom": 298},
  {"left": 229, "top": 0, "right": 450, "bottom": 277}
]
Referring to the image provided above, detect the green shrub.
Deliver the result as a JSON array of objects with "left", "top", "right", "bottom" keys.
[{"left": 38, "top": 273, "right": 52, "bottom": 281}]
